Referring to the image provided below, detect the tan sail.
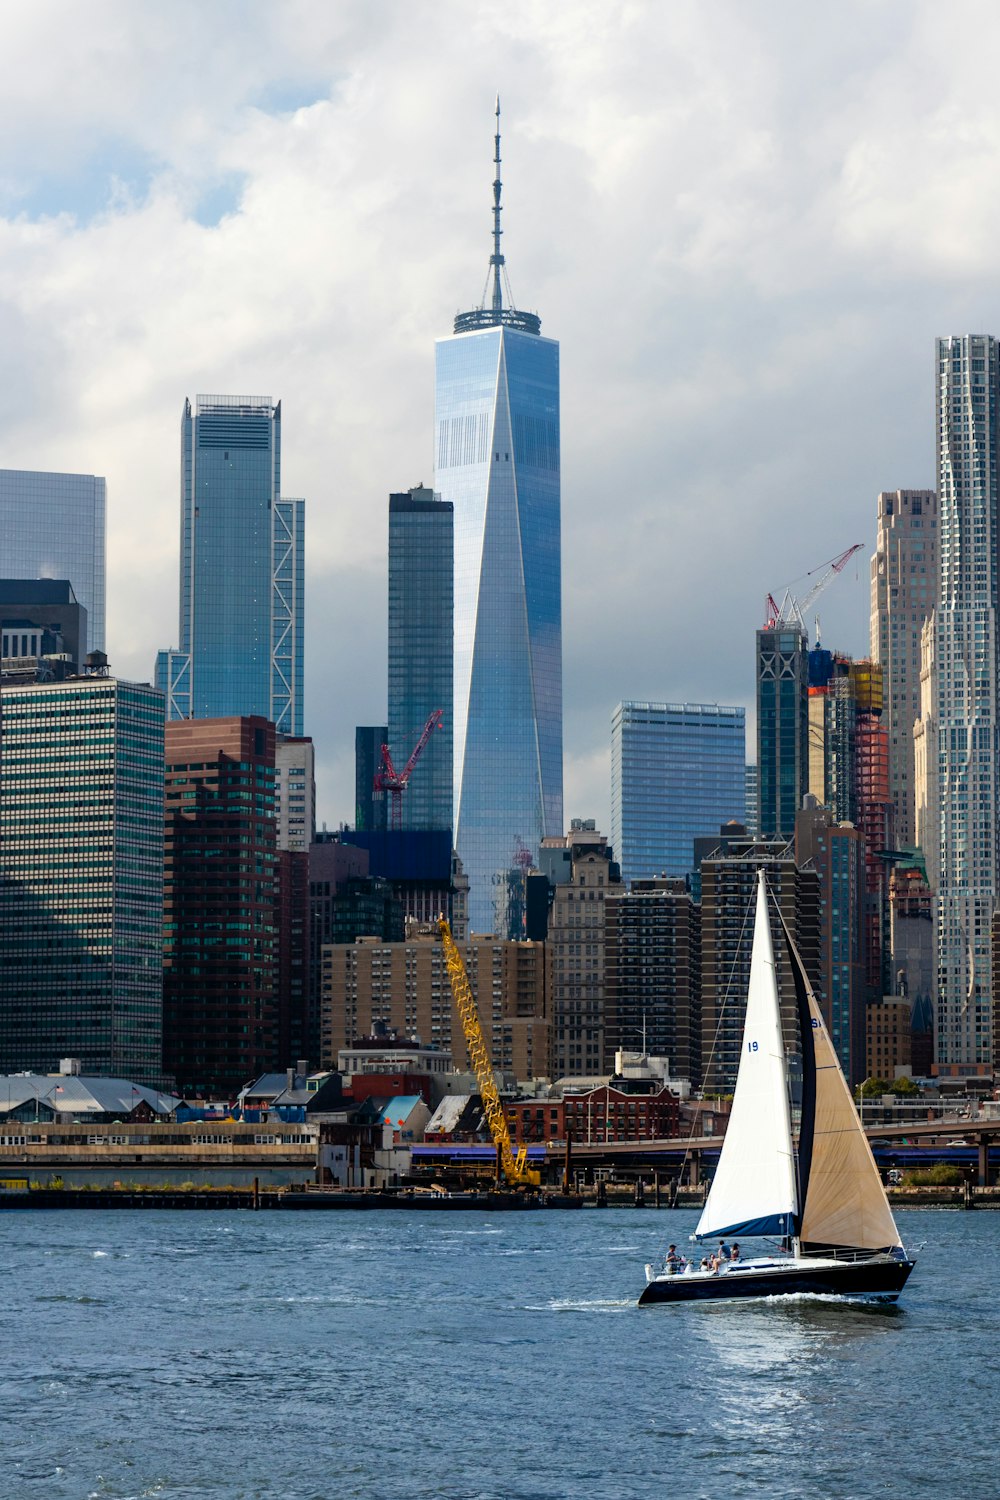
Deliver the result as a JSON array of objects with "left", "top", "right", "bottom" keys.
[{"left": 799, "top": 985, "right": 901, "bottom": 1252}]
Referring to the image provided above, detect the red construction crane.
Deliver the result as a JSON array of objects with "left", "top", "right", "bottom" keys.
[
  {"left": 374, "top": 709, "right": 444, "bottom": 830},
  {"left": 764, "top": 543, "right": 864, "bottom": 633}
]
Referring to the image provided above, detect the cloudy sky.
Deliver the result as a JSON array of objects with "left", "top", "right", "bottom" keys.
[{"left": 1, "top": 0, "right": 996, "bottom": 832}]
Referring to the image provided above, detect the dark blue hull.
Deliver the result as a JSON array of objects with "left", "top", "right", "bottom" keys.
[{"left": 638, "top": 1256, "right": 914, "bottom": 1305}]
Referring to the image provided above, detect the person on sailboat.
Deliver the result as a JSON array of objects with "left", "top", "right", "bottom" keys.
[
  {"left": 730, "top": 1243, "right": 741, "bottom": 1262},
  {"left": 718, "top": 1240, "right": 731, "bottom": 1263},
  {"left": 664, "top": 1244, "right": 683, "bottom": 1274}
]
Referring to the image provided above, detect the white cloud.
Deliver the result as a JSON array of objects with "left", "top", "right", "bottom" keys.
[{"left": 0, "top": 0, "right": 992, "bottom": 839}]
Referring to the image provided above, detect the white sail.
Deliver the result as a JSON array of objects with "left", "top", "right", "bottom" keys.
[
  {"left": 695, "top": 871, "right": 798, "bottom": 1241},
  {"left": 798, "top": 980, "right": 903, "bottom": 1252}
]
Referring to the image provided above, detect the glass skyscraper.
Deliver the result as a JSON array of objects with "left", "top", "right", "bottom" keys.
[
  {"left": 434, "top": 106, "right": 562, "bottom": 934},
  {"left": 757, "top": 622, "right": 809, "bottom": 840},
  {"left": 388, "top": 486, "right": 453, "bottom": 831},
  {"left": 156, "top": 396, "right": 304, "bottom": 734},
  {"left": 0, "top": 468, "right": 106, "bottom": 652},
  {"left": 0, "top": 674, "right": 165, "bottom": 1080},
  {"left": 611, "top": 701, "right": 746, "bottom": 888}
]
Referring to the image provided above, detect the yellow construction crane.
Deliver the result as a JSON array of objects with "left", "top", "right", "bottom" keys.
[{"left": 437, "top": 916, "right": 540, "bottom": 1189}]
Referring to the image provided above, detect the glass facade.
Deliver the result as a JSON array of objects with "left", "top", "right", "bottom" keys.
[
  {"left": 156, "top": 396, "right": 304, "bottom": 734},
  {"left": 0, "top": 469, "right": 106, "bottom": 652},
  {"left": 435, "top": 327, "right": 562, "bottom": 933},
  {"left": 611, "top": 702, "right": 745, "bottom": 888},
  {"left": 387, "top": 487, "right": 453, "bottom": 831},
  {"left": 757, "top": 624, "right": 809, "bottom": 840},
  {"left": 0, "top": 676, "right": 165, "bottom": 1079},
  {"left": 933, "top": 335, "right": 999, "bottom": 1068}
]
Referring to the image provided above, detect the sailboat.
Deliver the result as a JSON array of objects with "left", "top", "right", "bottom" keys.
[{"left": 639, "top": 870, "right": 915, "bottom": 1305}]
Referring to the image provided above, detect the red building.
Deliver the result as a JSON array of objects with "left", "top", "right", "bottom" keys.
[{"left": 506, "top": 1084, "right": 680, "bottom": 1145}]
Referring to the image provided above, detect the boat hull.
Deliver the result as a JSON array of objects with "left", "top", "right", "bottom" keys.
[{"left": 638, "top": 1256, "right": 914, "bottom": 1306}]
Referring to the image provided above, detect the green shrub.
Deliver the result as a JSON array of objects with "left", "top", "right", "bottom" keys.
[{"left": 903, "top": 1163, "right": 964, "bottom": 1187}]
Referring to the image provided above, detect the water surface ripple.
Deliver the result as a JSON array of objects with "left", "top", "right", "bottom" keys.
[{"left": 1, "top": 1207, "right": 987, "bottom": 1499}]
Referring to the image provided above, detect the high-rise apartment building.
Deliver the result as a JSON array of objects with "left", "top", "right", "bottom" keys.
[
  {"left": 0, "top": 469, "right": 106, "bottom": 651},
  {"left": 275, "top": 735, "right": 315, "bottom": 852},
  {"left": 543, "top": 825, "right": 623, "bottom": 1078},
  {"left": 387, "top": 485, "right": 453, "bottom": 831},
  {"left": 163, "top": 717, "right": 279, "bottom": 1096},
  {"left": 156, "top": 397, "right": 305, "bottom": 734},
  {"left": 604, "top": 878, "right": 700, "bottom": 1084},
  {"left": 611, "top": 701, "right": 745, "bottom": 887},
  {"left": 699, "top": 837, "right": 820, "bottom": 1094},
  {"left": 0, "top": 672, "right": 164, "bottom": 1078},
  {"left": 757, "top": 623, "right": 809, "bottom": 840},
  {"left": 434, "top": 106, "right": 562, "bottom": 934},
  {"left": 321, "top": 930, "right": 550, "bottom": 1081},
  {"left": 870, "top": 489, "right": 938, "bottom": 851},
  {"left": 933, "top": 335, "right": 998, "bottom": 1070}
]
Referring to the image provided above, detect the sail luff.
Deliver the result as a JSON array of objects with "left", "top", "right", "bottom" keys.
[{"left": 694, "top": 871, "right": 798, "bottom": 1242}]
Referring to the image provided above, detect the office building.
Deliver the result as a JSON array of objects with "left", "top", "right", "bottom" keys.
[
  {"left": 388, "top": 486, "right": 453, "bottom": 832},
  {"left": 156, "top": 396, "right": 305, "bottom": 734},
  {"left": 604, "top": 878, "right": 700, "bottom": 1085},
  {"left": 757, "top": 622, "right": 809, "bottom": 840},
  {"left": 611, "top": 701, "right": 745, "bottom": 887},
  {"left": 870, "top": 490, "right": 938, "bottom": 852},
  {"left": 0, "top": 580, "right": 86, "bottom": 681},
  {"left": 0, "top": 672, "right": 164, "bottom": 1079},
  {"left": 933, "top": 336, "right": 998, "bottom": 1070},
  {"left": 434, "top": 105, "right": 562, "bottom": 933},
  {"left": 355, "top": 725, "right": 388, "bottom": 834},
  {"left": 163, "top": 717, "right": 279, "bottom": 1096},
  {"left": 795, "top": 797, "right": 867, "bottom": 1085},
  {"left": 0, "top": 469, "right": 106, "bottom": 652}
]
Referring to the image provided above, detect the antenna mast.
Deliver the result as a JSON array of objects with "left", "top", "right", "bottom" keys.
[{"left": 491, "top": 95, "right": 504, "bottom": 318}]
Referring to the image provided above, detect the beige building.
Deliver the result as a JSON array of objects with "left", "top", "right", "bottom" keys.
[
  {"left": 913, "top": 616, "right": 937, "bottom": 889},
  {"left": 321, "top": 930, "right": 550, "bottom": 1081},
  {"left": 866, "top": 997, "right": 912, "bottom": 1081},
  {"left": 543, "top": 825, "right": 624, "bottom": 1079},
  {"left": 870, "top": 489, "right": 937, "bottom": 851},
  {"left": 275, "top": 735, "right": 315, "bottom": 852}
]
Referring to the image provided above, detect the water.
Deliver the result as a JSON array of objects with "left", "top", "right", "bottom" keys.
[{"left": 1, "top": 1206, "right": 992, "bottom": 1499}]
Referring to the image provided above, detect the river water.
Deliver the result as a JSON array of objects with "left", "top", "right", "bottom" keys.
[{"left": 2, "top": 1206, "right": 992, "bottom": 1500}]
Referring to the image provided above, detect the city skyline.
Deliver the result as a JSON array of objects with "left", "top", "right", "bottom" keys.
[{"left": 0, "top": 5, "right": 986, "bottom": 836}]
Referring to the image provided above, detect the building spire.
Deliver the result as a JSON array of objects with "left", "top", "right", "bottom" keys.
[
  {"left": 453, "top": 99, "right": 541, "bottom": 336},
  {"left": 491, "top": 95, "right": 504, "bottom": 318}
]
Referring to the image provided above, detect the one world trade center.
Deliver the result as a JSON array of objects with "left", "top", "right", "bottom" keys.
[{"left": 434, "top": 102, "right": 563, "bottom": 935}]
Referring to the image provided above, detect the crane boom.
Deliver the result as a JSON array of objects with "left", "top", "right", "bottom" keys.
[
  {"left": 373, "top": 710, "right": 444, "bottom": 831},
  {"left": 437, "top": 916, "right": 540, "bottom": 1188},
  {"left": 763, "top": 544, "right": 863, "bottom": 632}
]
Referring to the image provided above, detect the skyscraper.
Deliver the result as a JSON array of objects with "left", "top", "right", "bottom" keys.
[
  {"left": 387, "top": 485, "right": 453, "bottom": 831},
  {"left": 156, "top": 396, "right": 304, "bottom": 734},
  {"left": 0, "top": 469, "right": 106, "bottom": 651},
  {"left": 611, "top": 701, "right": 745, "bottom": 887},
  {"left": 757, "top": 622, "right": 809, "bottom": 840},
  {"left": 933, "top": 335, "right": 999, "bottom": 1071},
  {"left": 434, "top": 104, "right": 562, "bottom": 934},
  {"left": 0, "top": 671, "right": 164, "bottom": 1079},
  {"left": 163, "top": 716, "right": 279, "bottom": 1096},
  {"left": 870, "top": 489, "right": 938, "bottom": 851}
]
